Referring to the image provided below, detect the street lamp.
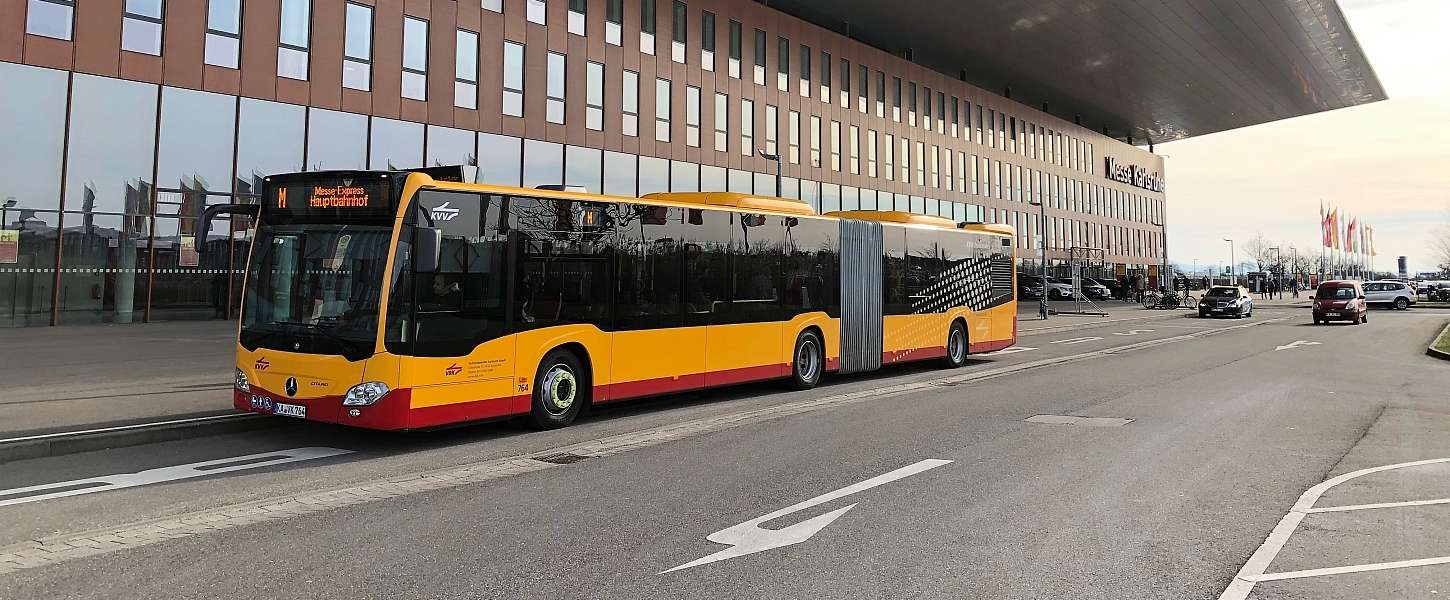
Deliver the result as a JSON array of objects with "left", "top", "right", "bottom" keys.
[
  {"left": 1029, "top": 198, "right": 1048, "bottom": 319},
  {"left": 756, "top": 150, "right": 782, "bottom": 198},
  {"left": 1224, "top": 238, "right": 1235, "bottom": 286}
]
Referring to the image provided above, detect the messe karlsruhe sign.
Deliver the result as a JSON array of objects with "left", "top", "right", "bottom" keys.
[{"left": 1104, "top": 157, "right": 1166, "bottom": 193}]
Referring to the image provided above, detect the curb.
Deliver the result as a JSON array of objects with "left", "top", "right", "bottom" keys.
[
  {"left": 1019, "top": 312, "right": 1180, "bottom": 336},
  {"left": 0, "top": 413, "right": 277, "bottom": 464},
  {"left": 1428, "top": 322, "right": 1450, "bottom": 361}
]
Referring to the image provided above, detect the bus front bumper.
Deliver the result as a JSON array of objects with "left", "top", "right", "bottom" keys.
[{"left": 234, "top": 385, "right": 413, "bottom": 430}]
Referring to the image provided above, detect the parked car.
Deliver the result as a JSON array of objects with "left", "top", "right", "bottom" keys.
[
  {"left": 1017, "top": 276, "right": 1045, "bottom": 300},
  {"left": 1313, "top": 280, "right": 1368, "bottom": 324},
  {"left": 1043, "top": 277, "right": 1075, "bottom": 300},
  {"left": 1197, "top": 285, "right": 1253, "bottom": 318},
  {"left": 1077, "top": 278, "right": 1113, "bottom": 300},
  {"left": 1362, "top": 280, "right": 1416, "bottom": 310}
]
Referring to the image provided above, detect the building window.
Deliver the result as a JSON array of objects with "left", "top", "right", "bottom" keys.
[
  {"left": 819, "top": 50, "right": 831, "bottom": 103},
  {"left": 799, "top": 45, "right": 811, "bottom": 98},
  {"left": 848, "top": 125, "right": 859, "bottom": 175},
  {"left": 941, "top": 146, "right": 951, "bottom": 190},
  {"left": 713, "top": 92, "right": 728, "bottom": 152},
  {"left": 205, "top": 0, "right": 242, "bottom": 68},
  {"left": 829, "top": 121, "right": 840, "bottom": 171},
  {"left": 970, "top": 154, "right": 978, "bottom": 195},
  {"left": 915, "top": 141, "right": 925, "bottom": 185},
  {"left": 922, "top": 86, "right": 931, "bottom": 132},
  {"left": 640, "top": 0, "right": 656, "bottom": 55},
  {"left": 875, "top": 72, "right": 885, "bottom": 117},
  {"left": 883, "top": 134, "right": 894, "bottom": 182},
  {"left": 809, "top": 116, "right": 821, "bottom": 168},
  {"left": 670, "top": 1, "right": 686, "bottom": 63},
  {"left": 937, "top": 92, "right": 946, "bottom": 135},
  {"left": 25, "top": 0, "right": 74, "bottom": 40},
  {"left": 976, "top": 105, "right": 984, "bottom": 145},
  {"left": 341, "top": 3, "right": 372, "bottom": 90},
  {"left": 950, "top": 96, "right": 959, "bottom": 138},
  {"left": 891, "top": 77, "right": 901, "bottom": 122},
  {"left": 986, "top": 109, "right": 996, "bottom": 148},
  {"left": 752, "top": 29, "right": 766, "bottom": 86},
  {"left": 122, "top": 0, "right": 164, "bottom": 56},
  {"left": 899, "top": 137, "right": 910, "bottom": 183},
  {"left": 527, "top": 0, "right": 546, "bottom": 25},
  {"left": 655, "top": 77, "right": 671, "bottom": 142},
  {"left": 957, "top": 152, "right": 967, "bottom": 191},
  {"left": 701, "top": 11, "right": 715, "bottom": 71},
  {"left": 866, "top": 130, "right": 877, "bottom": 178},
  {"left": 545, "top": 52, "right": 566, "bottom": 123},
  {"left": 740, "top": 98, "right": 754, "bottom": 156},
  {"left": 568, "top": 0, "right": 586, "bottom": 35},
  {"left": 787, "top": 110, "right": 800, "bottom": 164},
  {"left": 455, "top": 30, "right": 479, "bottom": 108},
  {"left": 278, "top": 0, "right": 310, "bottom": 79},
  {"left": 930, "top": 146, "right": 939, "bottom": 188},
  {"left": 764, "top": 104, "right": 777, "bottom": 155},
  {"left": 685, "top": 85, "right": 701, "bottom": 147},
  {"left": 728, "top": 20, "right": 742, "bottom": 79},
  {"left": 907, "top": 82, "right": 917, "bottom": 127},
  {"left": 586, "top": 61, "right": 605, "bottom": 130},
  {"left": 402, "top": 17, "right": 428, "bottom": 100},
  {"left": 857, "top": 65, "right": 868, "bottom": 113},
  {"left": 485, "top": 0, "right": 502, "bottom": 13},
  {"left": 776, "top": 37, "right": 790, "bottom": 92},
  {"left": 605, "top": 0, "right": 622, "bottom": 45},
  {"left": 623, "top": 69, "right": 640, "bottom": 136},
  {"left": 839, "top": 58, "right": 850, "bottom": 108},
  {"left": 502, "top": 41, "right": 525, "bottom": 117}
]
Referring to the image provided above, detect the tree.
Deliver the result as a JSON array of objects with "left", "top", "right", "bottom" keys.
[
  {"left": 1245, "top": 233, "right": 1276, "bottom": 273},
  {"left": 1434, "top": 217, "right": 1450, "bottom": 275}
]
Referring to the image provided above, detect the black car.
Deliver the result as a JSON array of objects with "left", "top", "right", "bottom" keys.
[{"left": 1198, "top": 286, "right": 1253, "bottom": 318}]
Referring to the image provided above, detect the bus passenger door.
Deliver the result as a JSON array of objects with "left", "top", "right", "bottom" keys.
[{"left": 610, "top": 206, "right": 706, "bottom": 399}]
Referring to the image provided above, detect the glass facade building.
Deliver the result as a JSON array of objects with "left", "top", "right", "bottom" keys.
[{"left": 0, "top": 0, "right": 1166, "bottom": 328}]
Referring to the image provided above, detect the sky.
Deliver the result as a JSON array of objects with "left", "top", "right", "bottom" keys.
[{"left": 1159, "top": 0, "right": 1450, "bottom": 276}]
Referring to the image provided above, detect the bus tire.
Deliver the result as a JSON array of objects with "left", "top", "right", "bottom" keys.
[
  {"left": 943, "top": 320, "right": 969, "bottom": 368},
  {"left": 787, "top": 330, "right": 824, "bottom": 390},
  {"left": 527, "top": 348, "right": 587, "bottom": 429}
]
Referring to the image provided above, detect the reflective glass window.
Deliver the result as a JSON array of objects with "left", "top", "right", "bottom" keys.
[
  {"left": 639, "top": 156, "right": 669, "bottom": 194},
  {"left": 655, "top": 78, "right": 671, "bottom": 142},
  {"left": 65, "top": 74, "right": 158, "bottom": 215},
  {"left": 622, "top": 70, "right": 640, "bottom": 136},
  {"left": 234, "top": 99, "right": 304, "bottom": 196},
  {"left": 701, "top": 165, "right": 726, "bottom": 192},
  {"left": 122, "top": 0, "right": 164, "bottom": 56},
  {"left": 478, "top": 133, "right": 522, "bottom": 186},
  {"left": 342, "top": 3, "right": 372, "bottom": 89},
  {"left": 402, "top": 17, "right": 428, "bottom": 100},
  {"left": 670, "top": 161, "right": 699, "bottom": 192},
  {"left": 564, "top": 146, "right": 603, "bottom": 192},
  {"left": 586, "top": 62, "right": 605, "bottom": 130},
  {"left": 0, "top": 62, "right": 68, "bottom": 211},
  {"left": 156, "top": 87, "right": 236, "bottom": 219},
  {"left": 426, "top": 125, "right": 476, "bottom": 167},
  {"left": 456, "top": 30, "right": 479, "bottom": 108},
  {"left": 205, "top": 0, "right": 242, "bottom": 68},
  {"left": 278, "top": 0, "right": 311, "bottom": 79},
  {"left": 603, "top": 151, "right": 637, "bottom": 196},
  {"left": 26, "top": 0, "right": 73, "bottom": 40},
  {"left": 503, "top": 41, "right": 525, "bottom": 117},
  {"left": 522, "top": 139, "right": 564, "bottom": 188},
  {"left": 306, "top": 108, "right": 367, "bottom": 170},
  {"left": 546, "top": 52, "right": 565, "bottom": 123},
  {"left": 368, "top": 117, "right": 423, "bottom": 170}
]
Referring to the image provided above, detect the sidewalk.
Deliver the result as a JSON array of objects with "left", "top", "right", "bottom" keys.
[{"left": 0, "top": 320, "right": 237, "bottom": 438}]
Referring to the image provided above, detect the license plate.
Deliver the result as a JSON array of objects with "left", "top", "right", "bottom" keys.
[
  {"left": 273, "top": 403, "right": 306, "bottom": 418},
  {"left": 1212, "top": 308, "right": 1223, "bottom": 312},
  {"left": 1325, "top": 312, "right": 1340, "bottom": 317}
]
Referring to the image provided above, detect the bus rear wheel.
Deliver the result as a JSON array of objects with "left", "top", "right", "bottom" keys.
[
  {"left": 528, "top": 349, "right": 587, "bottom": 429},
  {"left": 944, "top": 321, "right": 969, "bottom": 368},
  {"left": 787, "top": 330, "right": 824, "bottom": 390}
]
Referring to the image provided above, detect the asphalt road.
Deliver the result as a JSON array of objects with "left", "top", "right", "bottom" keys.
[{"left": 2, "top": 306, "right": 1449, "bottom": 599}]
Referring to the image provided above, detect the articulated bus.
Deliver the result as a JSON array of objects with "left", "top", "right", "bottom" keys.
[{"left": 203, "top": 168, "right": 1016, "bottom": 431}]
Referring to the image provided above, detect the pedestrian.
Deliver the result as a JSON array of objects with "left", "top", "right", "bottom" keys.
[
  {"left": 1133, "top": 274, "right": 1145, "bottom": 303},
  {"left": 1291, "top": 278, "right": 1300, "bottom": 298}
]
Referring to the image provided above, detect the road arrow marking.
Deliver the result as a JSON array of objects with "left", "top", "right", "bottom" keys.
[
  {"left": 986, "top": 346, "right": 1037, "bottom": 355},
  {"left": 1111, "top": 329, "right": 1155, "bottom": 336},
  {"left": 661, "top": 459, "right": 952, "bottom": 574},
  {"left": 1274, "top": 340, "right": 1322, "bottom": 351},
  {"left": 1050, "top": 336, "right": 1103, "bottom": 345}
]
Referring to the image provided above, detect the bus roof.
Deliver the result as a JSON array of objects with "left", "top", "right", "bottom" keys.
[{"left": 402, "top": 172, "right": 1014, "bottom": 237}]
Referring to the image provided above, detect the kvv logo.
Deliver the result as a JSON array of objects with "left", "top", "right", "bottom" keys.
[{"left": 431, "top": 201, "right": 462, "bottom": 222}]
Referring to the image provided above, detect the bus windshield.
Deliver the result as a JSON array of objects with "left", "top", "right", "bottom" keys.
[{"left": 240, "top": 224, "right": 393, "bottom": 360}]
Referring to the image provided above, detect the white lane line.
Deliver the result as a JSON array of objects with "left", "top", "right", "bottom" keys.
[
  {"left": 1219, "top": 457, "right": 1450, "bottom": 600},
  {"left": 1307, "top": 497, "right": 1450, "bottom": 513},
  {"left": 1110, "top": 329, "right": 1155, "bottom": 336},
  {"left": 1049, "top": 337, "right": 1103, "bottom": 345},
  {"left": 1245, "top": 555, "right": 1450, "bottom": 582},
  {"left": 0, "top": 448, "right": 353, "bottom": 507},
  {"left": 661, "top": 459, "right": 952, "bottom": 574}
]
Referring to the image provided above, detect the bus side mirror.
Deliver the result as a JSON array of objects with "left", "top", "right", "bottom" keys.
[
  {"left": 415, "top": 227, "right": 442, "bottom": 273},
  {"left": 197, "top": 203, "right": 260, "bottom": 258}
]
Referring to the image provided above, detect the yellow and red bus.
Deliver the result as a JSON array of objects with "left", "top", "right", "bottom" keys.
[{"left": 203, "top": 168, "right": 1016, "bottom": 430}]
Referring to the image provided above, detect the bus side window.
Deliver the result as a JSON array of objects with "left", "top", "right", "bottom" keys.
[{"left": 882, "top": 225, "right": 910, "bottom": 315}]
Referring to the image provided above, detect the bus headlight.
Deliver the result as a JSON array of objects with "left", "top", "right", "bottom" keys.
[
  {"left": 343, "top": 381, "right": 390, "bottom": 406},
  {"left": 234, "top": 368, "right": 250, "bottom": 392}
]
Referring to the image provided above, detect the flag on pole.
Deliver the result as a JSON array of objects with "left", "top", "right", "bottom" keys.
[
  {"left": 1369, "top": 224, "right": 1376, "bottom": 256},
  {"left": 1347, "top": 216, "right": 1357, "bottom": 254},
  {"left": 1330, "top": 208, "right": 1340, "bottom": 250},
  {"left": 1320, "top": 202, "right": 1332, "bottom": 248}
]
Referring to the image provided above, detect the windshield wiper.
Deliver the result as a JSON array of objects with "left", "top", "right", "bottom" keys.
[{"left": 270, "top": 320, "right": 355, "bottom": 350}]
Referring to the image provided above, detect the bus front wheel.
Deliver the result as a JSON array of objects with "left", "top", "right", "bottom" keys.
[
  {"left": 787, "top": 330, "right": 824, "bottom": 390},
  {"left": 528, "top": 348, "right": 587, "bottom": 429}
]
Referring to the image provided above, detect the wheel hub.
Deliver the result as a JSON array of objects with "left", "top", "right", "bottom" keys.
[{"left": 541, "top": 365, "right": 577, "bottom": 413}]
